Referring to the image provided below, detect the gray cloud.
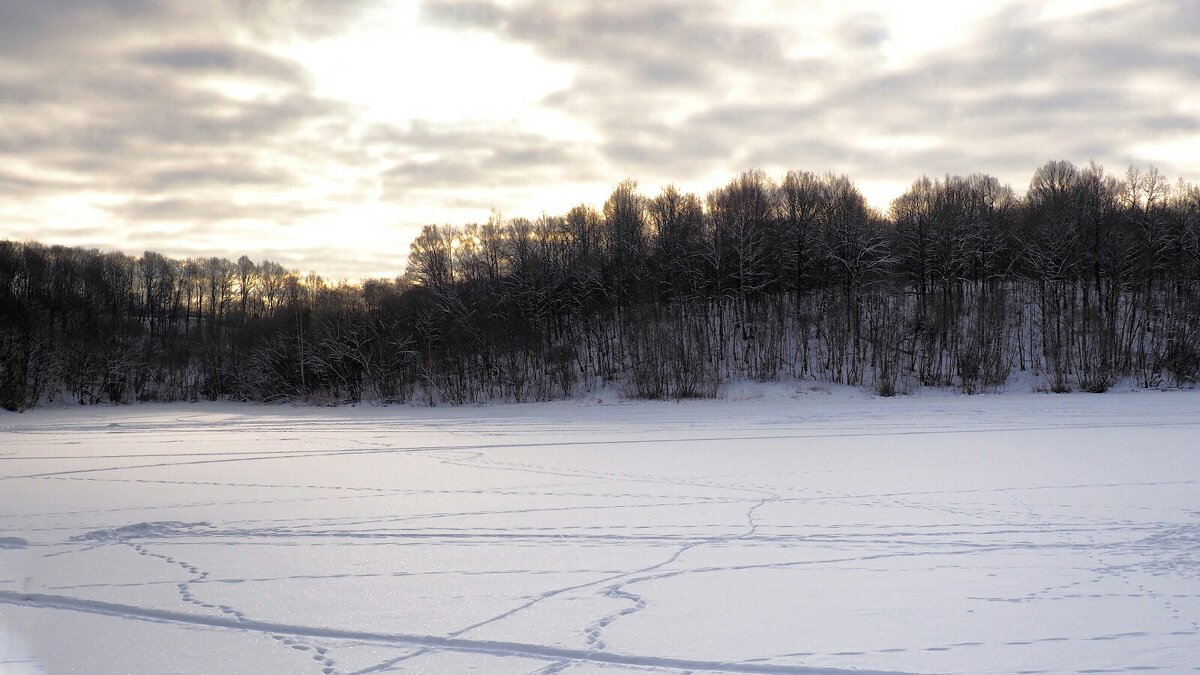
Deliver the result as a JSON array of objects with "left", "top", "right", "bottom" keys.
[
  {"left": 131, "top": 44, "right": 311, "bottom": 85},
  {"left": 0, "top": 169, "right": 84, "bottom": 197},
  {"left": 0, "top": 0, "right": 374, "bottom": 54},
  {"left": 0, "top": 0, "right": 623, "bottom": 280},
  {"left": 136, "top": 164, "right": 299, "bottom": 192},
  {"left": 105, "top": 197, "right": 324, "bottom": 224},
  {"left": 424, "top": 0, "right": 789, "bottom": 92},
  {"left": 0, "top": 0, "right": 408, "bottom": 281},
  {"left": 837, "top": 14, "right": 890, "bottom": 50},
  {"left": 419, "top": 0, "right": 505, "bottom": 29},
  {"left": 379, "top": 123, "right": 602, "bottom": 200},
  {"left": 422, "top": 0, "right": 1200, "bottom": 198}
]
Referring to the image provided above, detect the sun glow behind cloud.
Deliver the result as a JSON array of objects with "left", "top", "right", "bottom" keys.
[
  {"left": 290, "top": 4, "right": 572, "bottom": 127},
  {"left": 261, "top": 2, "right": 617, "bottom": 272}
]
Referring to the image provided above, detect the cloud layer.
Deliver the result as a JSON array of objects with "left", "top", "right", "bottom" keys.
[
  {"left": 2, "top": 0, "right": 1198, "bottom": 279},
  {"left": 422, "top": 0, "right": 1200, "bottom": 190}
]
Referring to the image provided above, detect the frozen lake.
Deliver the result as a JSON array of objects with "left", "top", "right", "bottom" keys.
[{"left": 2, "top": 389, "right": 1199, "bottom": 673}]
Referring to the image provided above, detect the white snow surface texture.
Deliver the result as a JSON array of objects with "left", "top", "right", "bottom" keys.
[{"left": 1, "top": 389, "right": 1198, "bottom": 674}]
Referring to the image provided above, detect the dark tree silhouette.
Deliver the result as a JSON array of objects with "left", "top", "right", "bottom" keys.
[{"left": 2, "top": 163, "right": 1199, "bottom": 410}]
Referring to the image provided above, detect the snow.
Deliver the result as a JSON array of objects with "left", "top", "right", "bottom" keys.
[{"left": 1, "top": 389, "right": 1198, "bottom": 673}]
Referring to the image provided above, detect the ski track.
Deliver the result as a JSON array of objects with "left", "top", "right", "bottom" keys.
[
  {"left": 0, "top": 591, "right": 910, "bottom": 674},
  {"left": 1, "top": 590, "right": 1195, "bottom": 673},
  {"left": 2, "top": 394, "right": 1199, "bottom": 673}
]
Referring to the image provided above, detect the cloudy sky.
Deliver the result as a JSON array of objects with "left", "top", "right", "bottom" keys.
[{"left": 1, "top": 0, "right": 1198, "bottom": 280}]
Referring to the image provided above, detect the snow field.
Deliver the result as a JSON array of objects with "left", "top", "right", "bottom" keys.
[{"left": 1, "top": 389, "right": 1199, "bottom": 673}]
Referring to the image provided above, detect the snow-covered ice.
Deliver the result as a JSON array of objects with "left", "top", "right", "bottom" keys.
[{"left": 1, "top": 388, "right": 1198, "bottom": 673}]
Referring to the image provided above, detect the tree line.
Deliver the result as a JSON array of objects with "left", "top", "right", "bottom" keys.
[{"left": 1, "top": 160, "right": 1198, "bottom": 410}]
